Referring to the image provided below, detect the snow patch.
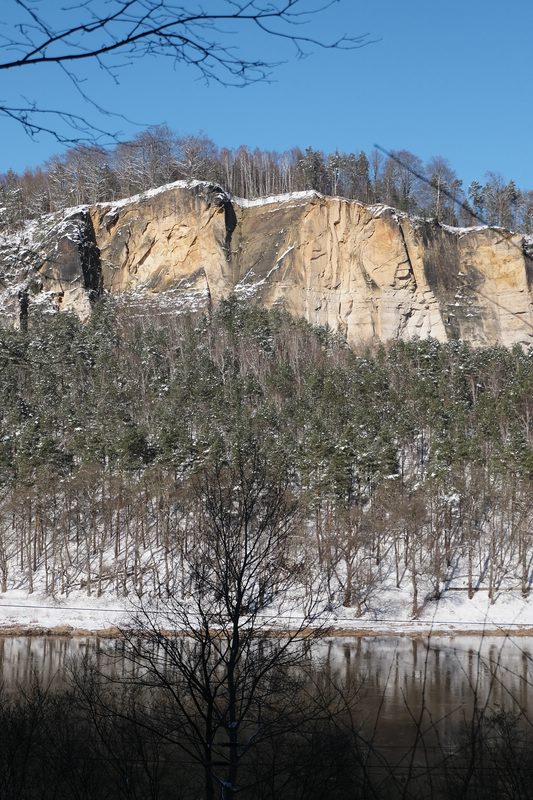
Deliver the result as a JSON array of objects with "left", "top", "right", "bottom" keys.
[
  {"left": 441, "top": 222, "right": 490, "bottom": 236},
  {"left": 233, "top": 190, "right": 321, "bottom": 208},
  {"left": 95, "top": 180, "right": 221, "bottom": 213},
  {"left": 234, "top": 244, "right": 294, "bottom": 299}
]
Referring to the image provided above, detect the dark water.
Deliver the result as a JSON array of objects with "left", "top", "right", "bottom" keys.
[
  {"left": 1, "top": 634, "right": 531, "bottom": 711},
  {"left": 0, "top": 634, "right": 531, "bottom": 746},
  {"left": 316, "top": 636, "right": 533, "bottom": 758},
  {"left": 0, "top": 634, "right": 530, "bottom": 799},
  {"left": 0, "top": 633, "right": 531, "bottom": 796}
]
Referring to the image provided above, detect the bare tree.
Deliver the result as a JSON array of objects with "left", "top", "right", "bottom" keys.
[
  {"left": 174, "top": 134, "right": 219, "bottom": 182},
  {"left": 98, "top": 438, "right": 325, "bottom": 800},
  {"left": 1, "top": 1, "right": 369, "bottom": 143}
]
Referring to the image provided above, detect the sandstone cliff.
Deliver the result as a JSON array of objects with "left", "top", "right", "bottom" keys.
[{"left": 1, "top": 180, "right": 532, "bottom": 348}]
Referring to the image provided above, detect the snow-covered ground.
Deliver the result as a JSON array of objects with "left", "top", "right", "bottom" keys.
[
  {"left": 0, "top": 585, "right": 532, "bottom": 636},
  {"left": 0, "top": 590, "right": 131, "bottom": 633},
  {"left": 329, "top": 586, "right": 533, "bottom": 635}
]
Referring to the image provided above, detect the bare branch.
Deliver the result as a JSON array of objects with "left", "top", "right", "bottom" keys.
[
  {"left": 0, "top": 104, "right": 119, "bottom": 144},
  {"left": 1, "top": 0, "right": 370, "bottom": 143}
]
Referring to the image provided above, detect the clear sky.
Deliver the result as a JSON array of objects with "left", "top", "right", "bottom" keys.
[{"left": 1, "top": 0, "right": 532, "bottom": 191}]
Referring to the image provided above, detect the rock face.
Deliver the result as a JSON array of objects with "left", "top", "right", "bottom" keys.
[{"left": 1, "top": 180, "right": 533, "bottom": 348}]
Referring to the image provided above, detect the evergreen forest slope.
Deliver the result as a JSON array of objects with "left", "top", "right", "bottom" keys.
[{"left": 1, "top": 299, "right": 532, "bottom": 629}]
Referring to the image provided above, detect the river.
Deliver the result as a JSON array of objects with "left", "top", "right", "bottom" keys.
[
  {"left": 0, "top": 633, "right": 531, "bottom": 795},
  {"left": 1, "top": 633, "right": 531, "bottom": 730}
]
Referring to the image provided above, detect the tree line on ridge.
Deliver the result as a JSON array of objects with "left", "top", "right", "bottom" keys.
[{"left": 1, "top": 126, "right": 532, "bottom": 233}]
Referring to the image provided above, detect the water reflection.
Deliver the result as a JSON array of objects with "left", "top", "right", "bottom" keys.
[
  {"left": 316, "top": 635, "right": 533, "bottom": 755},
  {"left": 0, "top": 634, "right": 531, "bottom": 738}
]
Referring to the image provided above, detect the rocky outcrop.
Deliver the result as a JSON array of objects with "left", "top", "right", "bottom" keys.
[
  {"left": 0, "top": 208, "right": 101, "bottom": 323},
  {"left": 1, "top": 180, "right": 532, "bottom": 348}
]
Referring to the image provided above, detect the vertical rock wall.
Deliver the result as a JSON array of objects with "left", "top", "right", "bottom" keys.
[{"left": 1, "top": 181, "right": 532, "bottom": 349}]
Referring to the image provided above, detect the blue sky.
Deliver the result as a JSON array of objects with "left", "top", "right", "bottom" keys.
[{"left": 1, "top": 0, "right": 532, "bottom": 191}]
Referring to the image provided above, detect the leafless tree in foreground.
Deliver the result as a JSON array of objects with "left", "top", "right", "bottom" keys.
[
  {"left": 96, "top": 440, "right": 327, "bottom": 800},
  {"left": 1, "top": 0, "right": 369, "bottom": 143}
]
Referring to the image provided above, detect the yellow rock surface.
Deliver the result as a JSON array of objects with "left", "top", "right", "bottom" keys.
[{"left": 2, "top": 181, "right": 532, "bottom": 349}]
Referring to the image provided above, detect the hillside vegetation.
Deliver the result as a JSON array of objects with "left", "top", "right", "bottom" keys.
[{"left": 0, "top": 298, "right": 531, "bottom": 616}]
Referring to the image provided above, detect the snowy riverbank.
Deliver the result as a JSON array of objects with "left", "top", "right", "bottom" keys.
[{"left": 0, "top": 587, "right": 532, "bottom": 637}]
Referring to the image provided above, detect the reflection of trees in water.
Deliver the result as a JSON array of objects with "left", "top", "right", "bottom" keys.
[
  {"left": 318, "top": 636, "right": 532, "bottom": 734},
  {"left": 2, "top": 635, "right": 532, "bottom": 720},
  {"left": 0, "top": 635, "right": 532, "bottom": 797}
]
